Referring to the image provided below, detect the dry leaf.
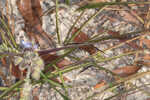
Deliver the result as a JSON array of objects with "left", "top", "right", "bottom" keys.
[
  {"left": 146, "top": 98, "right": 150, "bottom": 100},
  {"left": 143, "top": 54, "right": 150, "bottom": 60},
  {"left": 78, "top": 0, "right": 108, "bottom": 6},
  {"left": 57, "top": 59, "right": 72, "bottom": 68},
  {"left": 141, "top": 38, "right": 150, "bottom": 49},
  {"left": 142, "top": 62, "right": 150, "bottom": 67},
  {"left": 11, "top": 51, "right": 72, "bottom": 79},
  {"left": 112, "top": 66, "right": 141, "bottom": 77},
  {"left": 17, "top": 0, "right": 39, "bottom": 26},
  {"left": 40, "top": 53, "right": 59, "bottom": 65},
  {"left": 137, "top": 61, "right": 150, "bottom": 67},
  {"left": 93, "top": 80, "right": 106, "bottom": 89},
  {"left": 72, "top": 28, "right": 97, "bottom": 55},
  {"left": 1, "top": 58, "right": 7, "bottom": 66},
  {"left": 107, "top": 30, "right": 142, "bottom": 49},
  {"left": 107, "top": 30, "right": 120, "bottom": 38},
  {"left": 10, "top": 62, "right": 26, "bottom": 79},
  {"left": 17, "top": 0, "right": 53, "bottom": 47},
  {"left": 86, "top": 0, "right": 108, "bottom": 4},
  {"left": 40, "top": 53, "right": 72, "bottom": 72},
  {"left": 119, "top": 10, "right": 139, "bottom": 25}
]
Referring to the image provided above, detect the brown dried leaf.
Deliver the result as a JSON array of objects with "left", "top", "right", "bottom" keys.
[
  {"left": 10, "top": 62, "right": 25, "bottom": 79},
  {"left": 57, "top": 59, "right": 72, "bottom": 68},
  {"left": 143, "top": 54, "right": 150, "bottom": 60},
  {"left": 1, "top": 58, "right": 7, "bottom": 66},
  {"left": 40, "top": 53, "right": 72, "bottom": 71},
  {"left": 17, "top": 0, "right": 53, "bottom": 47},
  {"left": 107, "top": 30, "right": 120, "bottom": 38},
  {"left": 119, "top": 10, "right": 140, "bottom": 25},
  {"left": 40, "top": 53, "right": 59, "bottom": 65},
  {"left": 86, "top": 0, "right": 108, "bottom": 4},
  {"left": 112, "top": 66, "right": 141, "bottom": 77},
  {"left": 11, "top": 53, "right": 71, "bottom": 79},
  {"left": 33, "top": 96, "right": 39, "bottom": 100},
  {"left": 141, "top": 62, "right": 150, "bottom": 67},
  {"left": 93, "top": 80, "right": 106, "bottom": 89},
  {"left": 107, "top": 30, "right": 142, "bottom": 49},
  {"left": 78, "top": 0, "right": 108, "bottom": 6},
  {"left": 146, "top": 98, "right": 150, "bottom": 100},
  {"left": 141, "top": 38, "right": 150, "bottom": 49},
  {"left": 72, "top": 28, "right": 97, "bottom": 55},
  {"left": 17, "top": 0, "right": 41, "bottom": 26}
]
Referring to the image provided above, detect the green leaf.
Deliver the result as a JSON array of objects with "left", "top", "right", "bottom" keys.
[
  {"left": 77, "top": 1, "right": 150, "bottom": 11},
  {"left": 65, "top": 0, "right": 70, "bottom": 5},
  {"left": 54, "top": 87, "right": 70, "bottom": 100}
]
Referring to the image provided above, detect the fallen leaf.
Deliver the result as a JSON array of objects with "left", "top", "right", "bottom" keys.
[
  {"left": 93, "top": 80, "right": 106, "bottom": 89},
  {"left": 33, "top": 96, "right": 39, "bottom": 100},
  {"left": 10, "top": 62, "right": 26, "bottom": 79},
  {"left": 107, "top": 30, "right": 142, "bottom": 50},
  {"left": 146, "top": 98, "right": 150, "bottom": 100},
  {"left": 57, "top": 59, "right": 72, "bottom": 68},
  {"left": 1, "top": 58, "right": 7, "bottom": 66},
  {"left": 112, "top": 65, "right": 141, "bottom": 77},
  {"left": 17, "top": 0, "right": 54, "bottom": 48},
  {"left": 40, "top": 52, "right": 72, "bottom": 72},
  {"left": 72, "top": 28, "right": 97, "bottom": 55},
  {"left": 119, "top": 10, "right": 140, "bottom": 25},
  {"left": 78, "top": 0, "right": 108, "bottom": 6},
  {"left": 40, "top": 53, "right": 59, "bottom": 65},
  {"left": 143, "top": 62, "right": 150, "bottom": 67},
  {"left": 141, "top": 38, "right": 150, "bottom": 49},
  {"left": 86, "top": 0, "right": 108, "bottom": 4},
  {"left": 11, "top": 51, "right": 72, "bottom": 79},
  {"left": 143, "top": 54, "right": 150, "bottom": 60}
]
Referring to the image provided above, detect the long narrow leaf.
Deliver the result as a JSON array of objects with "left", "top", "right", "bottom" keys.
[{"left": 77, "top": 1, "right": 150, "bottom": 10}]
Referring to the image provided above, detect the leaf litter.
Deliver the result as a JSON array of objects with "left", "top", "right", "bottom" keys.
[{"left": 1, "top": 0, "right": 150, "bottom": 100}]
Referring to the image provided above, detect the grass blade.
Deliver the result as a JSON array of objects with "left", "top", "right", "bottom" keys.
[
  {"left": 66, "top": 6, "right": 107, "bottom": 43},
  {"left": 55, "top": 0, "right": 61, "bottom": 44},
  {"left": 77, "top": 1, "right": 150, "bottom": 11},
  {"left": 0, "top": 80, "right": 24, "bottom": 99},
  {"left": 64, "top": 10, "right": 85, "bottom": 44}
]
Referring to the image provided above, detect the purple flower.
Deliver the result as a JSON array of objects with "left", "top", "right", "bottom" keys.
[{"left": 20, "top": 40, "right": 38, "bottom": 49}]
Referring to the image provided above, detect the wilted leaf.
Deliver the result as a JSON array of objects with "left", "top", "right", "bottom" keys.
[
  {"left": 40, "top": 53, "right": 59, "bottom": 65},
  {"left": 141, "top": 62, "right": 150, "bottom": 67},
  {"left": 107, "top": 30, "right": 120, "bottom": 38},
  {"left": 10, "top": 62, "right": 26, "bottom": 79},
  {"left": 93, "top": 80, "right": 106, "bottom": 89},
  {"left": 146, "top": 98, "right": 150, "bottom": 100},
  {"left": 1, "top": 58, "right": 7, "bottom": 66},
  {"left": 143, "top": 54, "right": 150, "bottom": 60},
  {"left": 72, "top": 28, "right": 97, "bottom": 55},
  {"left": 17, "top": 0, "right": 54, "bottom": 47},
  {"left": 88, "top": 0, "right": 108, "bottom": 3},
  {"left": 17, "top": 0, "right": 39, "bottom": 25},
  {"left": 112, "top": 65, "right": 141, "bottom": 77},
  {"left": 119, "top": 10, "right": 140, "bottom": 25},
  {"left": 40, "top": 53, "right": 72, "bottom": 71},
  {"left": 107, "top": 30, "right": 142, "bottom": 49},
  {"left": 141, "top": 38, "right": 150, "bottom": 49},
  {"left": 57, "top": 59, "right": 72, "bottom": 68}
]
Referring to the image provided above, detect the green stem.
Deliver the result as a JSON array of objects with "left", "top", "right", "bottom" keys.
[
  {"left": 78, "top": 1, "right": 150, "bottom": 10},
  {"left": 55, "top": 0, "right": 61, "bottom": 44},
  {"left": 64, "top": 10, "right": 85, "bottom": 44},
  {"left": 45, "top": 48, "right": 75, "bottom": 70},
  {"left": 0, "top": 80, "right": 24, "bottom": 99},
  {"left": 0, "top": 17, "right": 17, "bottom": 48},
  {"left": 96, "top": 50, "right": 141, "bottom": 63},
  {"left": 41, "top": 72, "right": 62, "bottom": 87},
  {"left": 66, "top": 6, "right": 107, "bottom": 43}
]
